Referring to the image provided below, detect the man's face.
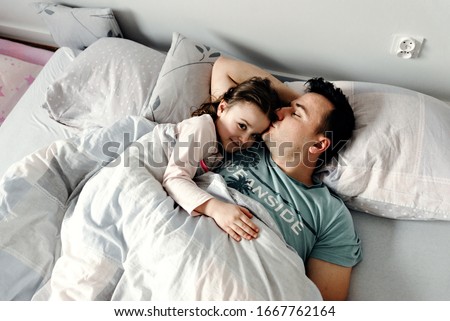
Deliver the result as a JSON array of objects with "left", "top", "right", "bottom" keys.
[{"left": 262, "top": 92, "right": 333, "bottom": 166}]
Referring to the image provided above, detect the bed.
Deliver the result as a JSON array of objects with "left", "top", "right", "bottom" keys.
[{"left": 1, "top": 7, "right": 450, "bottom": 301}]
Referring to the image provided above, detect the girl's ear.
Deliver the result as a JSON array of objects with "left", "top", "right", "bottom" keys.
[{"left": 217, "top": 100, "right": 227, "bottom": 116}]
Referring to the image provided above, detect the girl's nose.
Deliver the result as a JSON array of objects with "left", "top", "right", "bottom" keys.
[{"left": 240, "top": 134, "right": 251, "bottom": 144}]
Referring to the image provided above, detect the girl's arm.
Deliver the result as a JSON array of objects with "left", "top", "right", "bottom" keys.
[
  {"left": 162, "top": 115, "right": 259, "bottom": 241},
  {"left": 162, "top": 116, "right": 216, "bottom": 215}
]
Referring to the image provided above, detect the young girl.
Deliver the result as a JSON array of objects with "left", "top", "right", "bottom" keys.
[{"left": 163, "top": 77, "right": 280, "bottom": 242}]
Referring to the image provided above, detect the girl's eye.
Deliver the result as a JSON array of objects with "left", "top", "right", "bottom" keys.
[
  {"left": 292, "top": 112, "right": 301, "bottom": 118},
  {"left": 251, "top": 133, "right": 261, "bottom": 140},
  {"left": 239, "top": 123, "right": 247, "bottom": 130}
]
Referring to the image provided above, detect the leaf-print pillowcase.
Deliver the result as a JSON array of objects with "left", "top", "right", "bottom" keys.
[
  {"left": 143, "top": 32, "right": 223, "bottom": 124},
  {"left": 43, "top": 37, "right": 165, "bottom": 130},
  {"left": 32, "top": 2, "right": 123, "bottom": 50}
]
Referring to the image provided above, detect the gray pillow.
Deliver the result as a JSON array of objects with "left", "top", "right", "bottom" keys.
[
  {"left": 43, "top": 38, "right": 166, "bottom": 129},
  {"left": 143, "top": 32, "right": 223, "bottom": 124}
]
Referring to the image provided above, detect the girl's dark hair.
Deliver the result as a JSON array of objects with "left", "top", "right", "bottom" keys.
[
  {"left": 192, "top": 77, "right": 280, "bottom": 122},
  {"left": 305, "top": 77, "right": 355, "bottom": 169}
]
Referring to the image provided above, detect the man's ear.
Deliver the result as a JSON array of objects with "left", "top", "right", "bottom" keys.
[{"left": 309, "top": 136, "right": 330, "bottom": 155}]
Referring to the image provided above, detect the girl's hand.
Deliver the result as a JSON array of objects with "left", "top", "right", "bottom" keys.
[{"left": 196, "top": 199, "right": 259, "bottom": 241}]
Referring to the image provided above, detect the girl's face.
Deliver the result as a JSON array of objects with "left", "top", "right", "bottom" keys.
[{"left": 215, "top": 100, "right": 270, "bottom": 153}]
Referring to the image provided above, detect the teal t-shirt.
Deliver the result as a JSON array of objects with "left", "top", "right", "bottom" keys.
[{"left": 215, "top": 145, "right": 362, "bottom": 267}]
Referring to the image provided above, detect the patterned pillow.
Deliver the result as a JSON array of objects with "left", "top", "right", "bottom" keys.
[
  {"left": 143, "top": 32, "right": 223, "bottom": 124},
  {"left": 32, "top": 2, "right": 123, "bottom": 50},
  {"left": 43, "top": 38, "right": 166, "bottom": 129}
]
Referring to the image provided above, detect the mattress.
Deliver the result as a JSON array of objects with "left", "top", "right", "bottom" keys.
[{"left": 349, "top": 211, "right": 450, "bottom": 300}]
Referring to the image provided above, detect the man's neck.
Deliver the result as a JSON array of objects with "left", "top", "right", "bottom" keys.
[{"left": 271, "top": 156, "right": 316, "bottom": 186}]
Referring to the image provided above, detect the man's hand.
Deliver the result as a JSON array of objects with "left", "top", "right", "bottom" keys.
[{"left": 196, "top": 198, "right": 259, "bottom": 241}]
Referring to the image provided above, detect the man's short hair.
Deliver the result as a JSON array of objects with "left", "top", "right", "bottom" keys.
[{"left": 305, "top": 77, "right": 355, "bottom": 169}]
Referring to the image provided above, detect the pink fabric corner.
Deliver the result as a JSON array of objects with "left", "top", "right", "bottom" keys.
[{"left": 0, "top": 38, "right": 54, "bottom": 66}]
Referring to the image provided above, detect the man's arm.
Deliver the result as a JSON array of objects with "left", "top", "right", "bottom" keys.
[
  {"left": 306, "top": 258, "right": 352, "bottom": 301},
  {"left": 211, "top": 56, "right": 300, "bottom": 103}
]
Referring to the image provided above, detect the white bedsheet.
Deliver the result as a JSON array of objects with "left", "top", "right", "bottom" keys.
[
  {"left": 0, "top": 47, "right": 78, "bottom": 178},
  {"left": 0, "top": 116, "right": 321, "bottom": 301}
]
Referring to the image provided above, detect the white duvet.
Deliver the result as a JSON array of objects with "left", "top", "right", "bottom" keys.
[{"left": 0, "top": 116, "right": 321, "bottom": 301}]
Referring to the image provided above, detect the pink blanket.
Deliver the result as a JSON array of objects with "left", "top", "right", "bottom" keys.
[
  {"left": 0, "top": 38, "right": 54, "bottom": 124},
  {"left": 0, "top": 38, "right": 53, "bottom": 66}
]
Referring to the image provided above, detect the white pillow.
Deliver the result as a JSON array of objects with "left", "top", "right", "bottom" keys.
[
  {"left": 288, "top": 81, "right": 450, "bottom": 220},
  {"left": 43, "top": 37, "right": 166, "bottom": 129},
  {"left": 32, "top": 2, "right": 123, "bottom": 50},
  {"left": 143, "top": 32, "right": 223, "bottom": 124}
]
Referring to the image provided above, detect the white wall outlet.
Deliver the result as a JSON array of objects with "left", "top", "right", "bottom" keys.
[{"left": 391, "top": 34, "right": 424, "bottom": 59}]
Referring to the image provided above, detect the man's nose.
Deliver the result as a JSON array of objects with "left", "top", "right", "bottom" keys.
[{"left": 275, "top": 106, "right": 292, "bottom": 120}]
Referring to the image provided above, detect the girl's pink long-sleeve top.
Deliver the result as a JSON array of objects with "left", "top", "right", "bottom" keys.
[{"left": 162, "top": 114, "right": 221, "bottom": 215}]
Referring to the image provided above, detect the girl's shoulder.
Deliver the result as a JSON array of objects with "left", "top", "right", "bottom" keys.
[
  {"left": 177, "top": 114, "right": 216, "bottom": 140},
  {"left": 179, "top": 114, "right": 214, "bottom": 129}
]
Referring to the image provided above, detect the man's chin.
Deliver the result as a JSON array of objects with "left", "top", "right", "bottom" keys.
[
  {"left": 262, "top": 133, "right": 282, "bottom": 151},
  {"left": 262, "top": 132, "right": 273, "bottom": 144}
]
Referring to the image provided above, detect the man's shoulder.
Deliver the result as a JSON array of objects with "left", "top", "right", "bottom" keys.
[
  {"left": 301, "top": 182, "right": 350, "bottom": 219},
  {"left": 323, "top": 185, "right": 348, "bottom": 210}
]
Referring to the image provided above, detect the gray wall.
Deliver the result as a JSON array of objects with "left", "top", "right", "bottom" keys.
[{"left": 1, "top": 0, "right": 449, "bottom": 102}]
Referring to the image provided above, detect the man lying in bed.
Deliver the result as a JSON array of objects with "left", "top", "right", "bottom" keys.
[{"left": 211, "top": 57, "right": 362, "bottom": 300}]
